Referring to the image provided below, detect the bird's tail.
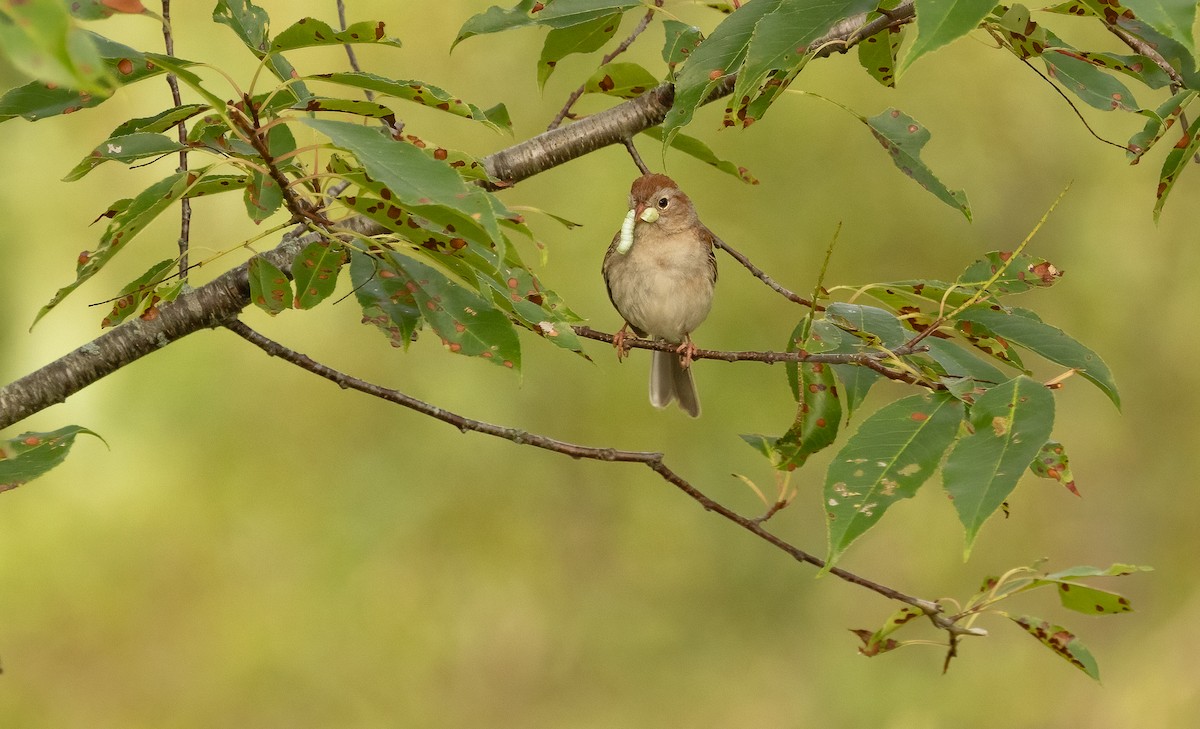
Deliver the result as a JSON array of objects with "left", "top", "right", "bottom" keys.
[{"left": 650, "top": 349, "right": 700, "bottom": 417}]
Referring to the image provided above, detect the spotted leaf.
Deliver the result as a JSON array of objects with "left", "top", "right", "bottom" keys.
[
  {"left": 370, "top": 253, "right": 521, "bottom": 369},
  {"left": 865, "top": 108, "right": 971, "bottom": 220},
  {"left": 662, "top": 20, "right": 703, "bottom": 69},
  {"left": 101, "top": 258, "right": 176, "bottom": 328},
  {"left": 63, "top": 132, "right": 185, "bottom": 182},
  {"left": 248, "top": 256, "right": 293, "bottom": 316},
  {"left": 538, "top": 12, "right": 622, "bottom": 88},
  {"left": 584, "top": 62, "right": 659, "bottom": 99},
  {"left": 1028, "top": 440, "right": 1078, "bottom": 495},
  {"left": 1128, "top": 90, "right": 1197, "bottom": 162},
  {"left": 291, "top": 241, "right": 346, "bottom": 310},
  {"left": 269, "top": 18, "right": 401, "bottom": 53},
  {"left": 0, "top": 426, "right": 103, "bottom": 494},
  {"left": 310, "top": 72, "right": 510, "bottom": 132},
  {"left": 1043, "top": 47, "right": 1140, "bottom": 112},
  {"left": 1005, "top": 614, "right": 1100, "bottom": 680},
  {"left": 1154, "top": 113, "right": 1200, "bottom": 221},
  {"left": 824, "top": 391, "right": 964, "bottom": 566},
  {"left": 943, "top": 376, "right": 1055, "bottom": 554},
  {"left": 350, "top": 250, "right": 422, "bottom": 348},
  {"left": 857, "top": 0, "right": 904, "bottom": 87},
  {"left": 639, "top": 126, "right": 758, "bottom": 183}
]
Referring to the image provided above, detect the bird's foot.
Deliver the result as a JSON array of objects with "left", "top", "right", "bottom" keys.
[
  {"left": 613, "top": 323, "right": 632, "bottom": 362},
  {"left": 676, "top": 337, "right": 698, "bottom": 369}
]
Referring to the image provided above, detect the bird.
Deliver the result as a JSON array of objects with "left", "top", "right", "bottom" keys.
[{"left": 602, "top": 173, "right": 718, "bottom": 417}]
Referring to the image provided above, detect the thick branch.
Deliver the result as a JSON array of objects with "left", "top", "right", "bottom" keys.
[{"left": 0, "top": 6, "right": 914, "bottom": 429}]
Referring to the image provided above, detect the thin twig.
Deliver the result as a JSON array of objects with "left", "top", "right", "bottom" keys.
[
  {"left": 546, "top": 1, "right": 663, "bottom": 131},
  {"left": 1106, "top": 23, "right": 1186, "bottom": 88},
  {"left": 623, "top": 137, "right": 651, "bottom": 174},
  {"left": 571, "top": 326, "right": 941, "bottom": 389},
  {"left": 711, "top": 235, "right": 820, "bottom": 309},
  {"left": 161, "top": 0, "right": 191, "bottom": 281},
  {"left": 224, "top": 318, "right": 978, "bottom": 638},
  {"left": 336, "top": 0, "right": 376, "bottom": 102}
]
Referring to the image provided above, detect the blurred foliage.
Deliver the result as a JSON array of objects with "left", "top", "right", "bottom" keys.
[{"left": 1, "top": 0, "right": 1198, "bottom": 726}]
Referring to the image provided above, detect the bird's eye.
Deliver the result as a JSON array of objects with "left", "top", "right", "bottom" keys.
[{"left": 657, "top": 196, "right": 670, "bottom": 209}]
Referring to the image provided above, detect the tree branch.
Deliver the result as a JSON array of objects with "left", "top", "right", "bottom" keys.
[
  {"left": 224, "top": 318, "right": 979, "bottom": 639},
  {"left": 0, "top": 6, "right": 915, "bottom": 429}
]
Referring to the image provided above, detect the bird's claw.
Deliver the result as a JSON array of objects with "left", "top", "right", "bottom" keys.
[
  {"left": 613, "top": 323, "right": 632, "bottom": 362},
  {"left": 676, "top": 338, "right": 698, "bottom": 369}
]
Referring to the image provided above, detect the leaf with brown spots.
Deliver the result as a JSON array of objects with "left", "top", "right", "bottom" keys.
[
  {"left": 350, "top": 250, "right": 421, "bottom": 348},
  {"left": 857, "top": 1, "right": 904, "bottom": 87},
  {"left": 1043, "top": 45, "right": 1140, "bottom": 112},
  {"left": 62, "top": 132, "right": 185, "bottom": 182},
  {"left": 101, "top": 258, "right": 176, "bottom": 328},
  {"left": 852, "top": 605, "right": 925, "bottom": 656},
  {"left": 1128, "top": 90, "right": 1198, "bottom": 163},
  {"left": 864, "top": 108, "right": 972, "bottom": 220},
  {"left": 34, "top": 167, "right": 214, "bottom": 327},
  {"left": 1154, "top": 112, "right": 1200, "bottom": 221},
  {"left": 268, "top": 18, "right": 402, "bottom": 54},
  {"left": 824, "top": 392, "right": 963, "bottom": 567},
  {"left": 291, "top": 241, "right": 347, "bottom": 310},
  {"left": 0, "top": 426, "right": 104, "bottom": 494},
  {"left": 943, "top": 376, "right": 1055, "bottom": 555},
  {"left": 958, "top": 251, "right": 1064, "bottom": 295},
  {"left": 583, "top": 62, "right": 659, "bottom": 99},
  {"left": 662, "top": 20, "right": 704, "bottom": 70},
  {"left": 639, "top": 126, "right": 758, "bottom": 184},
  {"left": 248, "top": 256, "right": 293, "bottom": 317},
  {"left": 1005, "top": 614, "right": 1100, "bottom": 679},
  {"left": 537, "top": 12, "right": 623, "bottom": 89},
  {"left": 953, "top": 305, "right": 1119, "bottom": 407},
  {"left": 310, "top": 72, "right": 511, "bottom": 132},
  {"left": 1028, "top": 440, "right": 1079, "bottom": 495},
  {"left": 366, "top": 252, "right": 521, "bottom": 370}
]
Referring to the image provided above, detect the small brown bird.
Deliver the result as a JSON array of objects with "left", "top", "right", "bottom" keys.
[{"left": 602, "top": 173, "right": 718, "bottom": 417}]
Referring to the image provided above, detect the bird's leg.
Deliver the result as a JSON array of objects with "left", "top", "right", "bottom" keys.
[
  {"left": 675, "top": 336, "right": 698, "bottom": 369},
  {"left": 613, "top": 322, "right": 632, "bottom": 361}
]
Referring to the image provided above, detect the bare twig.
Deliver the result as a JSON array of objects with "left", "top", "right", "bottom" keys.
[
  {"left": 623, "top": 137, "right": 651, "bottom": 174},
  {"left": 224, "top": 318, "right": 978, "bottom": 639},
  {"left": 546, "top": 1, "right": 663, "bottom": 131},
  {"left": 161, "top": 0, "right": 191, "bottom": 281},
  {"left": 711, "top": 235, "right": 819, "bottom": 308},
  {"left": 571, "top": 326, "right": 941, "bottom": 389},
  {"left": 336, "top": 0, "right": 376, "bottom": 102}
]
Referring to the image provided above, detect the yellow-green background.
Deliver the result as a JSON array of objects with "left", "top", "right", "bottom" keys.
[{"left": 1, "top": 1, "right": 1195, "bottom": 726}]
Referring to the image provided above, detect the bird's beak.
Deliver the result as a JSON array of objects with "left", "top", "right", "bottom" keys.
[{"left": 634, "top": 203, "right": 659, "bottom": 223}]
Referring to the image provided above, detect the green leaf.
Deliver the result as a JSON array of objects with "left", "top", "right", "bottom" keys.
[
  {"left": 311, "top": 72, "right": 511, "bottom": 132},
  {"left": 452, "top": 0, "right": 541, "bottom": 48},
  {"left": 1048, "top": 563, "right": 1154, "bottom": 579},
  {"left": 957, "top": 251, "right": 1064, "bottom": 295},
  {"left": 1028, "top": 440, "right": 1079, "bottom": 495},
  {"left": 0, "top": 34, "right": 163, "bottom": 123},
  {"left": 662, "top": 0, "right": 782, "bottom": 146},
  {"left": 824, "top": 302, "right": 911, "bottom": 348},
  {"left": 922, "top": 338, "right": 1007, "bottom": 383},
  {"left": 0, "top": 0, "right": 116, "bottom": 94},
  {"left": 269, "top": 18, "right": 402, "bottom": 53},
  {"left": 100, "top": 258, "right": 175, "bottom": 328},
  {"left": 1041, "top": 580, "right": 1135, "bottom": 615},
  {"left": 727, "top": 0, "right": 876, "bottom": 126},
  {"left": 247, "top": 256, "right": 292, "bottom": 316},
  {"left": 791, "top": 319, "right": 879, "bottom": 418},
  {"left": 301, "top": 118, "right": 506, "bottom": 250},
  {"left": 109, "top": 103, "right": 210, "bottom": 136},
  {"left": 639, "top": 126, "right": 758, "bottom": 183},
  {"left": 370, "top": 253, "right": 521, "bottom": 369},
  {"left": 212, "top": 0, "right": 270, "bottom": 50},
  {"left": 291, "top": 241, "right": 347, "bottom": 310},
  {"left": 63, "top": 132, "right": 184, "bottom": 182},
  {"left": 991, "top": 3, "right": 1050, "bottom": 60},
  {"left": 899, "top": 0, "right": 996, "bottom": 74},
  {"left": 954, "top": 317, "right": 1026, "bottom": 370},
  {"left": 662, "top": 19, "right": 704, "bottom": 68},
  {"left": 1005, "top": 614, "right": 1100, "bottom": 680},
  {"left": 538, "top": 13, "right": 622, "bottom": 88},
  {"left": 1121, "top": 0, "right": 1197, "bottom": 59},
  {"left": 350, "top": 250, "right": 421, "bottom": 348},
  {"left": 857, "top": 5, "right": 904, "bottom": 87},
  {"left": 34, "top": 168, "right": 211, "bottom": 326},
  {"left": 774, "top": 359, "right": 842, "bottom": 470},
  {"left": 853, "top": 605, "right": 924, "bottom": 656},
  {"left": 0, "top": 426, "right": 103, "bottom": 493},
  {"left": 244, "top": 122, "right": 295, "bottom": 222},
  {"left": 864, "top": 108, "right": 972, "bottom": 220},
  {"left": 183, "top": 174, "right": 252, "bottom": 199},
  {"left": 584, "top": 62, "right": 660, "bottom": 99},
  {"left": 825, "top": 392, "right": 964, "bottom": 565},
  {"left": 1128, "top": 90, "right": 1197, "bottom": 162},
  {"left": 1154, "top": 113, "right": 1200, "bottom": 221},
  {"left": 1043, "top": 48, "right": 1139, "bottom": 112},
  {"left": 953, "top": 305, "right": 1119, "bottom": 407},
  {"left": 943, "top": 376, "right": 1055, "bottom": 553}
]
